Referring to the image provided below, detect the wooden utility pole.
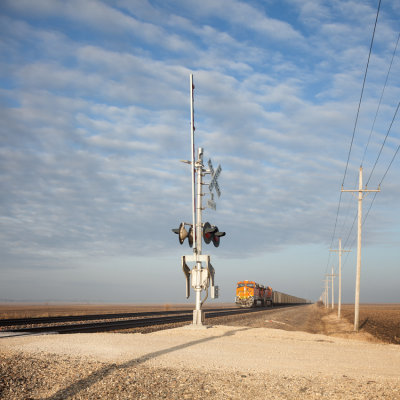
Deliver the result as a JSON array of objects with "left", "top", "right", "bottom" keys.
[
  {"left": 326, "top": 268, "right": 337, "bottom": 310},
  {"left": 331, "top": 266, "right": 336, "bottom": 310},
  {"left": 330, "top": 238, "right": 351, "bottom": 318},
  {"left": 323, "top": 278, "right": 329, "bottom": 308},
  {"left": 341, "top": 167, "right": 380, "bottom": 331},
  {"left": 325, "top": 284, "right": 328, "bottom": 308}
]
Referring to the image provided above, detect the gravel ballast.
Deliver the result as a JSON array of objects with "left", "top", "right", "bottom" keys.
[{"left": 1, "top": 323, "right": 399, "bottom": 399}]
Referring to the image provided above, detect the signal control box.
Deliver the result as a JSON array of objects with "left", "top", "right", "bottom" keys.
[{"left": 211, "top": 285, "right": 219, "bottom": 299}]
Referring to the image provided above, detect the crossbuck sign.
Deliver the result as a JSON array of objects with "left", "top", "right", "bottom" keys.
[{"left": 208, "top": 159, "right": 221, "bottom": 198}]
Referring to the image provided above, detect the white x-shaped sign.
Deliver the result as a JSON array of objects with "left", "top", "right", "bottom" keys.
[{"left": 208, "top": 159, "right": 221, "bottom": 197}]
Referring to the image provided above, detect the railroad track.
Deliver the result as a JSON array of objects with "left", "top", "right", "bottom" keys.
[
  {"left": 0, "top": 309, "right": 233, "bottom": 327},
  {"left": 0, "top": 307, "right": 272, "bottom": 335}
]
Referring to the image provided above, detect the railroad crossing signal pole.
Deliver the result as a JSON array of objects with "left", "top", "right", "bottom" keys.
[
  {"left": 175, "top": 74, "right": 223, "bottom": 326},
  {"left": 341, "top": 167, "right": 380, "bottom": 331},
  {"left": 330, "top": 238, "right": 351, "bottom": 318},
  {"left": 190, "top": 74, "right": 197, "bottom": 256},
  {"left": 190, "top": 74, "right": 204, "bottom": 325},
  {"left": 194, "top": 147, "right": 203, "bottom": 325},
  {"left": 191, "top": 75, "right": 205, "bottom": 326}
]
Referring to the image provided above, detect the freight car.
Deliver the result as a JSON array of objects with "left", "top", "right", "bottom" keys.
[
  {"left": 272, "top": 291, "right": 307, "bottom": 305},
  {"left": 235, "top": 280, "right": 307, "bottom": 308}
]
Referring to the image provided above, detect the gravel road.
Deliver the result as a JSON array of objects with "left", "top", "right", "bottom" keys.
[{"left": 1, "top": 304, "right": 399, "bottom": 399}]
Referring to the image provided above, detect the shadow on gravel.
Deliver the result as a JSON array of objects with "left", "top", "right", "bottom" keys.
[{"left": 41, "top": 327, "right": 250, "bottom": 400}]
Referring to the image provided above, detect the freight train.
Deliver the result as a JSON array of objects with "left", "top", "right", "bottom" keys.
[{"left": 235, "top": 280, "right": 308, "bottom": 308}]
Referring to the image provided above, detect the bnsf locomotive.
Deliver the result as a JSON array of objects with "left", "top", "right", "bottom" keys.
[{"left": 235, "top": 280, "right": 307, "bottom": 308}]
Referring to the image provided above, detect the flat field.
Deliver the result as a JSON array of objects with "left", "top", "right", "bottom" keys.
[{"left": 340, "top": 303, "right": 400, "bottom": 344}]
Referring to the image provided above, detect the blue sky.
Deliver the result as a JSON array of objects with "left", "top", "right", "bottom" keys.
[{"left": 1, "top": 0, "right": 399, "bottom": 304}]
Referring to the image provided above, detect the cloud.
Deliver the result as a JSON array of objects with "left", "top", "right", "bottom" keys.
[
  {"left": 176, "top": 0, "right": 304, "bottom": 41},
  {"left": 0, "top": 0, "right": 399, "bottom": 303}
]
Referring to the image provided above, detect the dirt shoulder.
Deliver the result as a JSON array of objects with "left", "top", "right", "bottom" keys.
[{"left": 207, "top": 303, "right": 383, "bottom": 343}]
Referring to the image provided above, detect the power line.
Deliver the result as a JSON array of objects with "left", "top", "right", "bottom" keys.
[
  {"left": 378, "top": 143, "right": 400, "bottom": 185},
  {"left": 338, "top": 174, "right": 358, "bottom": 243},
  {"left": 342, "top": 0, "right": 381, "bottom": 187},
  {"left": 326, "top": 0, "right": 382, "bottom": 278},
  {"left": 366, "top": 100, "right": 400, "bottom": 186},
  {"left": 326, "top": 191, "right": 342, "bottom": 274},
  {"left": 341, "top": 142, "right": 399, "bottom": 269},
  {"left": 361, "top": 32, "right": 400, "bottom": 167},
  {"left": 339, "top": 30, "right": 400, "bottom": 260},
  {"left": 363, "top": 142, "right": 400, "bottom": 223},
  {"left": 341, "top": 124, "right": 398, "bottom": 248},
  {"left": 343, "top": 210, "right": 358, "bottom": 250}
]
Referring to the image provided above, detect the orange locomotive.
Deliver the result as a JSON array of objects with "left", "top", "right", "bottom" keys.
[
  {"left": 236, "top": 281, "right": 309, "bottom": 308},
  {"left": 235, "top": 280, "right": 273, "bottom": 308}
]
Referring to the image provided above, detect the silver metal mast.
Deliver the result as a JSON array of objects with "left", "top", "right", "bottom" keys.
[
  {"left": 191, "top": 75, "right": 205, "bottom": 326},
  {"left": 176, "top": 74, "right": 222, "bottom": 327},
  {"left": 193, "top": 148, "right": 204, "bottom": 325},
  {"left": 190, "top": 74, "right": 196, "bottom": 253}
]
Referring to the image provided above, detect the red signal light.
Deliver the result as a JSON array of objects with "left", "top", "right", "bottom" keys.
[{"left": 203, "top": 222, "right": 225, "bottom": 247}]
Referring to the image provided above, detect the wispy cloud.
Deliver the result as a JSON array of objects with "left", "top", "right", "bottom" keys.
[{"left": 0, "top": 0, "right": 399, "bottom": 302}]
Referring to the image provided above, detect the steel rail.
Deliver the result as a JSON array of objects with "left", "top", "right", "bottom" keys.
[
  {"left": 0, "top": 307, "right": 241, "bottom": 327},
  {"left": 2, "top": 307, "right": 274, "bottom": 335}
]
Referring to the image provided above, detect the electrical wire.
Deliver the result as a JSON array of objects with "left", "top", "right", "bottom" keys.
[
  {"left": 361, "top": 32, "right": 400, "bottom": 167},
  {"left": 335, "top": 18, "right": 399, "bottom": 268},
  {"left": 324, "top": 0, "right": 396, "bottom": 289},
  {"left": 325, "top": 191, "right": 342, "bottom": 274},
  {"left": 338, "top": 30, "right": 400, "bottom": 271},
  {"left": 341, "top": 142, "right": 399, "bottom": 270},
  {"left": 365, "top": 100, "right": 400, "bottom": 186},
  {"left": 343, "top": 210, "right": 358, "bottom": 250},
  {"left": 364, "top": 143, "right": 400, "bottom": 223},
  {"left": 378, "top": 143, "right": 400, "bottom": 184},
  {"left": 326, "top": 0, "right": 382, "bottom": 270},
  {"left": 342, "top": 0, "right": 381, "bottom": 188},
  {"left": 338, "top": 174, "right": 358, "bottom": 243}
]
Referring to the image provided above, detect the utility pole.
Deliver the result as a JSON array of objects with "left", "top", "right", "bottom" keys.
[
  {"left": 325, "top": 286, "right": 327, "bottom": 308},
  {"left": 325, "top": 268, "right": 336, "bottom": 310},
  {"left": 323, "top": 278, "right": 329, "bottom": 308},
  {"left": 342, "top": 166, "right": 380, "bottom": 331},
  {"left": 331, "top": 266, "right": 336, "bottom": 310},
  {"left": 330, "top": 238, "right": 351, "bottom": 318},
  {"left": 324, "top": 277, "right": 328, "bottom": 308}
]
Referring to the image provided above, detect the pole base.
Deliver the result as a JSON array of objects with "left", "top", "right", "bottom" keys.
[{"left": 193, "top": 309, "right": 205, "bottom": 325}]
